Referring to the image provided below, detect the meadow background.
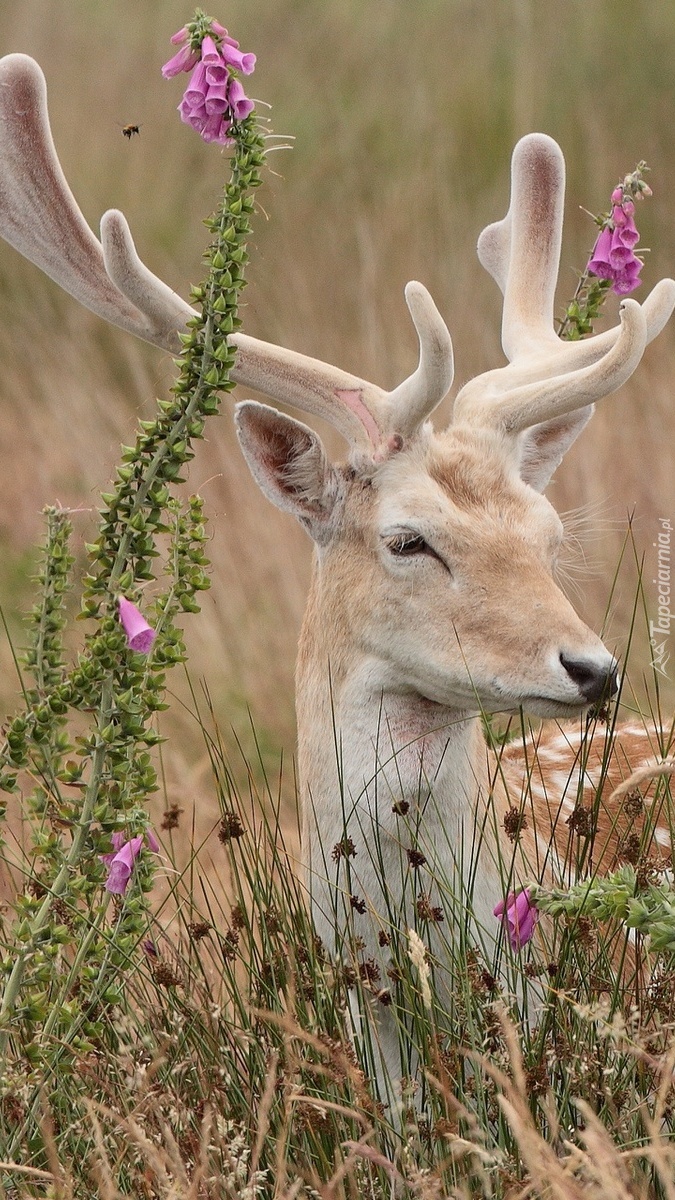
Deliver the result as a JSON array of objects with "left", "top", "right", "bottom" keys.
[{"left": 0, "top": 0, "right": 673, "bottom": 851}]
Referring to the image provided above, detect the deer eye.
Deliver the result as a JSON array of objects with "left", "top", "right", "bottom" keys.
[{"left": 384, "top": 532, "right": 429, "bottom": 557}]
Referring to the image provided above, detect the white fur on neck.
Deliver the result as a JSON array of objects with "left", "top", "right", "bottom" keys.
[{"left": 299, "top": 657, "right": 505, "bottom": 963}]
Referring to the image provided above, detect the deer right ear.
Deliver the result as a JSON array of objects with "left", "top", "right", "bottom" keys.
[
  {"left": 518, "top": 406, "right": 594, "bottom": 492},
  {"left": 234, "top": 401, "right": 345, "bottom": 543}
]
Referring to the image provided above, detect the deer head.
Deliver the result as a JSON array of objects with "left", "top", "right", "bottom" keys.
[
  {"left": 233, "top": 139, "right": 675, "bottom": 722},
  {"left": 0, "top": 52, "right": 673, "bottom": 723}
]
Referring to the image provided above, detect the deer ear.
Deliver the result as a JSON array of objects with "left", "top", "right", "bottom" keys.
[
  {"left": 518, "top": 405, "right": 594, "bottom": 492},
  {"left": 234, "top": 401, "right": 344, "bottom": 543}
]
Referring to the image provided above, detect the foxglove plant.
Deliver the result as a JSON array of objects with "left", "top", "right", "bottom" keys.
[
  {"left": 531, "top": 865, "right": 675, "bottom": 953},
  {"left": 493, "top": 888, "right": 539, "bottom": 951},
  {"left": 558, "top": 162, "right": 652, "bottom": 340},
  {"left": 0, "top": 10, "right": 267, "bottom": 1083},
  {"left": 163, "top": 10, "right": 255, "bottom": 145},
  {"left": 101, "top": 829, "right": 160, "bottom": 894},
  {"left": 587, "top": 183, "right": 645, "bottom": 295},
  {"left": 117, "top": 595, "right": 156, "bottom": 653}
]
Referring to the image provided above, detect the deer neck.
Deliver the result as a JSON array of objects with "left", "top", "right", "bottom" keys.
[{"left": 295, "top": 565, "right": 505, "bottom": 958}]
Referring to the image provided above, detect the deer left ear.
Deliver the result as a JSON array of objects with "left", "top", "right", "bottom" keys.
[
  {"left": 518, "top": 405, "right": 594, "bottom": 492},
  {"left": 234, "top": 401, "right": 344, "bottom": 544}
]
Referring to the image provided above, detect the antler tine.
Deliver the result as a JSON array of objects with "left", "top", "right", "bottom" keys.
[
  {"left": 386, "top": 282, "right": 454, "bottom": 438},
  {"left": 229, "top": 331, "right": 389, "bottom": 451},
  {"left": 476, "top": 213, "right": 510, "bottom": 295},
  {"left": 100, "top": 207, "right": 401, "bottom": 451},
  {"left": 455, "top": 276, "right": 675, "bottom": 419},
  {"left": 99, "top": 213, "right": 455, "bottom": 453},
  {"left": 100, "top": 210, "right": 196, "bottom": 345},
  {"left": 0, "top": 53, "right": 189, "bottom": 352},
  {"left": 0, "top": 53, "right": 453, "bottom": 456},
  {"left": 457, "top": 298, "right": 647, "bottom": 434},
  {"left": 535, "top": 277, "right": 675, "bottom": 372},
  {"left": 482, "top": 133, "right": 565, "bottom": 361}
]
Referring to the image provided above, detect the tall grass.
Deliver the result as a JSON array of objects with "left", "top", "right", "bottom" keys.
[{"left": 2, "top": 649, "right": 675, "bottom": 1197}]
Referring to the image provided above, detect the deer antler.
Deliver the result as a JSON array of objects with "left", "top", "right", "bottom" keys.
[
  {"left": 0, "top": 54, "right": 195, "bottom": 351},
  {"left": 3, "top": 59, "right": 662, "bottom": 450},
  {"left": 0, "top": 53, "right": 454, "bottom": 456},
  {"left": 231, "top": 281, "right": 453, "bottom": 452},
  {"left": 453, "top": 133, "right": 675, "bottom": 432}
]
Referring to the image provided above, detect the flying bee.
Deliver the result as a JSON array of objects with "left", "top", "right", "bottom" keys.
[{"left": 121, "top": 123, "right": 141, "bottom": 140}]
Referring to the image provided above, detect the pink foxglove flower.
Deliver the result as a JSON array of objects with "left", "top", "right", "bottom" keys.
[
  {"left": 118, "top": 596, "right": 156, "bottom": 653},
  {"left": 201, "top": 35, "right": 225, "bottom": 66},
  {"left": 162, "top": 28, "right": 200, "bottom": 78},
  {"left": 163, "top": 17, "right": 256, "bottom": 146},
  {"left": 587, "top": 189, "right": 644, "bottom": 296},
  {"left": 219, "top": 41, "right": 256, "bottom": 75},
  {"left": 101, "top": 829, "right": 160, "bottom": 895},
  {"left": 201, "top": 111, "right": 233, "bottom": 145},
  {"left": 204, "top": 80, "right": 230, "bottom": 116},
  {"left": 227, "top": 77, "right": 255, "bottom": 121},
  {"left": 494, "top": 887, "right": 539, "bottom": 950}
]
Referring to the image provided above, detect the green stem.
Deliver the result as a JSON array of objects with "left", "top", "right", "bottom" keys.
[
  {"left": 0, "top": 105, "right": 266, "bottom": 1065},
  {"left": 0, "top": 676, "right": 114, "bottom": 1040},
  {"left": 31, "top": 507, "right": 70, "bottom": 695},
  {"left": 0, "top": 549, "right": 190, "bottom": 1036},
  {"left": 6, "top": 892, "right": 114, "bottom": 1161},
  {"left": 557, "top": 272, "right": 589, "bottom": 340},
  {"left": 106, "top": 321, "right": 216, "bottom": 594},
  {"left": 0, "top": 368, "right": 209, "bottom": 1025}
]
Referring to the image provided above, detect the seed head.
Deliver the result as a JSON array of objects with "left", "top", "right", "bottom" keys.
[
  {"left": 624, "top": 789, "right": 644, "bottom": 818},
  {"left": 358, "top": 958, "right": 381, "bottom": 986},
  {"left": 161, "top": 804, "right": 184, "bottom": 831},
  {"left": 415, "top": 892, "right": 444, "bottom": 922},
  {"left": 219, "top": 811, "right": 244, "bottom": 841},
  {"left": 221, "top": 928, "right": 240, "bottom": 962},
  {"left": 503, "top": 805, "right": 527, "bottom": 843},
  {"left": 153, "top": 962, "right": 180, "bottom": 988},
  {"left": 187, "top": 920, "right": 211, "bottom": 942},
  {"left": 566, "top": 805, "right": 592, "bottom": 838},
  {"left": 392, "top": 799, "right": 410, "bottom": 816},
  {"left": 331, "top": 836, "right": 356, "bottom": 862},
  {"left": 406, "top": 847, "right": 427, "bottom": 870}
]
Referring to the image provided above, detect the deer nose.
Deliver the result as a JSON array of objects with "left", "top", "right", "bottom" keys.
[{"left": 559, "top": 653, "right": 618, "bottom": 704}]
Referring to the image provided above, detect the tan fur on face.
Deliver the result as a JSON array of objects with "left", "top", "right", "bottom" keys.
[{"left": 309, "top": 427, "right": 608, "bottom": 719}]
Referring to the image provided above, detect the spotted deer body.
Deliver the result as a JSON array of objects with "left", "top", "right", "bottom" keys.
[{"left": 1, "top": 53, "right": 674, "bottom": 1094}]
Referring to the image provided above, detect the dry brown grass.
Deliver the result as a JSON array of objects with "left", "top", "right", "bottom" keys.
[
  {"left": 0, "top": 0, "right": 672, "bottom": 844},
  {"left": 8, "top": 1008, "right": 675, "bottom": 1199}
]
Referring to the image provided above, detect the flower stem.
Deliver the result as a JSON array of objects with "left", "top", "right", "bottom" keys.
[
  {"left": 0, "top": 112, "right": 267, "bottom": 1045},
  {"left": 0, "top": 677, "right": 114, "bottom": 1043}
]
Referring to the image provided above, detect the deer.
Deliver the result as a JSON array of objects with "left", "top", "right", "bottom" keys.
[{"left": 1, "top": 53, "right": 674, "bottom": 1101}]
